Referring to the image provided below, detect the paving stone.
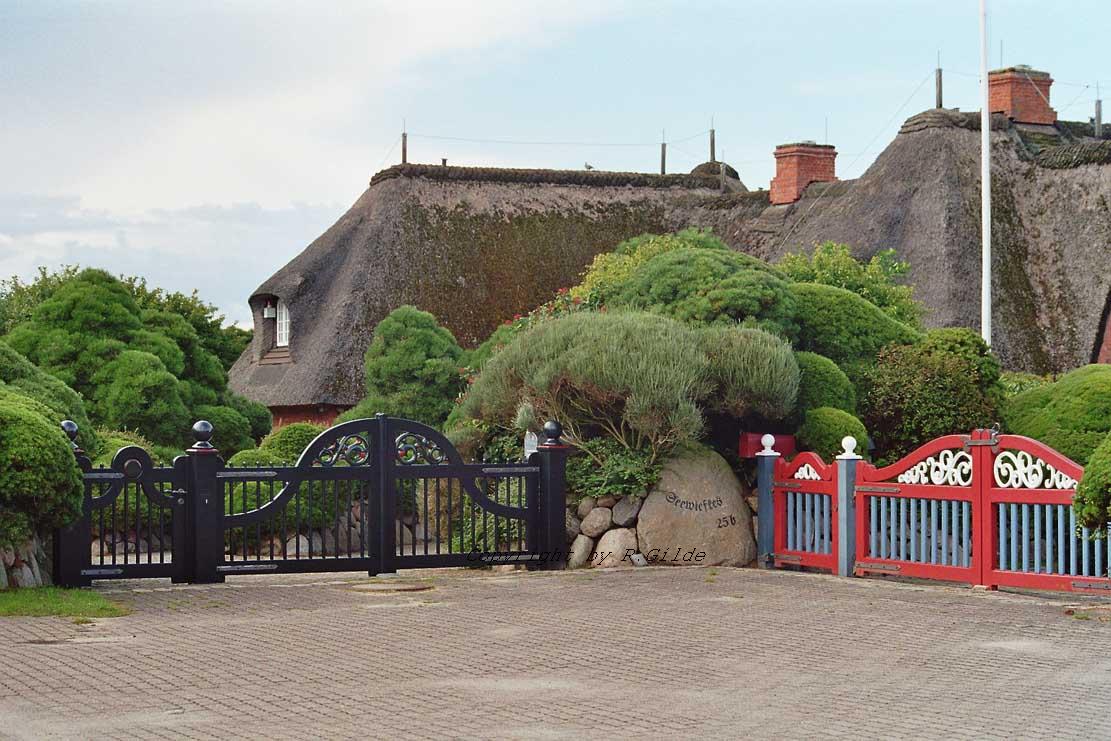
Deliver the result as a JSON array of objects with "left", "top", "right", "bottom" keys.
[{"left": 1, "top": 568, "right": 1109, "bottom": 738}]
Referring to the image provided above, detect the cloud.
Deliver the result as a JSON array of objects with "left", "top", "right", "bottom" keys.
[{"left": 0, "top": 194, "right": 341, "bottom": 325}]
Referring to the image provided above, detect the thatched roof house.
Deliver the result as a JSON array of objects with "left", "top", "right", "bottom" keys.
[{"left": 230, "top": 97, "right": 1111, "bottom": 427}]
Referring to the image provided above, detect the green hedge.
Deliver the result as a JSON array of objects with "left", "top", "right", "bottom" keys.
[
  {"left": 1075, "top": 433, "right": 1111, "bottom": 529},
  {"left": 0, "top": 340, "right": 97, "bottom": 454},
  {"left": 1003, "top": 365, "right": 1111, "bottom": 466},
  {"left": 794, "top": 351, "right": 855, "bottom": 417},
  {"left": 796, "top": 407, "right": 868, "bottom": 461},
  {"left": 609, "top": 249, "right": 797, "bottom": 337},
  {"left": 790, "top": 283, "right": 920, "bottom": 369},
  {"left": 862, "top": 343, "right": 996, "bottom": 465},
  {"left": 0, "top": 390, "right": 83, "bottom": 546},
  {"left": 259, "top": 422, "right": 325, "bottom": 463}
]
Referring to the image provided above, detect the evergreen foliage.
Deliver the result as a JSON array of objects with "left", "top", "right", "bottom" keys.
[
  {"left": 0, "top": 340, "right": 97, "bottom": 454},
  {"left": 1003, "top": 365, "right": 1111, "bottom": 466},
  {"left": 1, "top": 268, "right": 247, "bottom": 446},
  {"left": 0, "top": 389, "right": 83, "bottom": 547},
  {"left": 862, "top": 343, "right": 996, "bottom": 465},
  {"left": 794, "top": 351, "right": 856, "bottom": 417},
  {"left": 790, "top": 282, "right": 920, "bottom": 370},
  {"left": 338, "top": 306, "right": 465, "bottom": 429},
  {"left": 796, "top": 407, "right": 868, "bottom": 461},
  {"left": 259, "top": 422, "right": 325, "bottom": 462},
  {"left": 1074, "top": 433, "right": 1111, "bottom": 529},
  {"left": 777, "top": 242, "right": 923, "bottom": 328},
  {"left": 608, "top": 249, "right": 796, "bottom": 337},
  {"left": 572, "top": 228, "right": 731, "bottom": 305}
]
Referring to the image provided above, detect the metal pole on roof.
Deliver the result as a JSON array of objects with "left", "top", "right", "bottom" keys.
[{"left": 979, "top": 0, "right": 992, "bottom": 346}]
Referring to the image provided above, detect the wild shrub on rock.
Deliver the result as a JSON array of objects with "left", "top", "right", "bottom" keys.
[
  {"left": 451, "top": 312, "right": 798, "bottom": 464},
  {"left": 1003, "top": 365, "right": 1111, "bottom": 466}
]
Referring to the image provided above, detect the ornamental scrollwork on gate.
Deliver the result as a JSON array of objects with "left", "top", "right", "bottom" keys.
[
  {"left": 993, "top": 450, "right": 1077, "bottom": 490},
  {"left": 314, "top": 433, "right": 372, "bottom": 467},
  {"left": 395, "top": 432, "right": 446, "bottom": 465},
  {"left": 794, "top": 463, "right": 822, "bottom": 481},
  {"left": 896, "top": 450, "right": 973, "bottom": 486}
]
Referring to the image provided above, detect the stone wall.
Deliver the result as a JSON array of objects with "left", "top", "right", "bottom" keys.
[{"left": 1, "top": 535, "right": 52, "bottom": 589}]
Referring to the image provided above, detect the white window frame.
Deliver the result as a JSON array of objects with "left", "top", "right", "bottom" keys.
[{"left": 275, "top": 300, "right": 290, "bottom": 347}]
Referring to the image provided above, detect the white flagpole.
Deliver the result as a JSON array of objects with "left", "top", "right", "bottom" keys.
[{"left": 980, "top": 0, "right": 992, "bottom": 346}]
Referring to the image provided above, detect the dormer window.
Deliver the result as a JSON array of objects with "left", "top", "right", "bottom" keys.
[{"left": 275, "top": 300, "right": 290, "bottom": 347}]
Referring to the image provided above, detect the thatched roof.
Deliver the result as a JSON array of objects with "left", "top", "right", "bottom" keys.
[{"left": 229, "top": 111, "right": 1111, "bottom": 409}]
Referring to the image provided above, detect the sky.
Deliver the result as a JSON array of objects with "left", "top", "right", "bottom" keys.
[{"left": 2, "top": 0, "right": 1109, "bottom": 326}]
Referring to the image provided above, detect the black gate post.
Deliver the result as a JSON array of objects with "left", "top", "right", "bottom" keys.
[
  {"left": 375, "top": 413, "right": 396, "bottom": 575},
  {"left": 536, "top": 420, "right": 569, "bottom": 569},
  {"left": 54, "top": 420, "right": 92, "bottom": 588},
  {"left": 184, "top": 421, "right": 225, "bottom": 584}
]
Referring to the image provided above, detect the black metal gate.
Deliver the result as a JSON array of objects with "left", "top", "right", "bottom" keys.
[{"left": 54, "top": 415, "right": 568, "bottom": 586}]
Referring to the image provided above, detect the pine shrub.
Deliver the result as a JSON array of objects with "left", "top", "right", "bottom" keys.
[
  {"left": 791, "top": 283, "right": 920, "bottom": 370},
  {"left": 259, "top": 422, "right": 325, "bottom": 463},
  {"left": 1074, "top": 433, "right": 1111, "bottom": 529}
]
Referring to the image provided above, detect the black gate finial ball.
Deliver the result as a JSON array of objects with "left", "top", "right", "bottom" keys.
[{"left": 542, "top": 420, "right": 563, "bottom": 445}]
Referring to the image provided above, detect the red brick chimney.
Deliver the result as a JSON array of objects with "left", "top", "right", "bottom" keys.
[
  {"left": 988, "top": 66, "right": 1056, "bottom": 125},
  {"left": 769, "top": 142, "right": 837, "bottom": 205}
]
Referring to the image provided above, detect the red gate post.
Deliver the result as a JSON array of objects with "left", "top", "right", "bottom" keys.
[
  {"left": 973, "top": 428, "right": 997, "bottom": 589},
  {"left": 755, "top": 434, "right": 780, "bottom": 568},
  {"left": 184, "top": 421, "right": 225, "bottom": 584},
  {"left": 836, "top": 436, "right": 862, "bottom": 577}
]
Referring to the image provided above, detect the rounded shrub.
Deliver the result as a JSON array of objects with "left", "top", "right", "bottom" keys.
[
  {"left": 609, "top": 249, "right": 796, "bottom": 336},
  {"left": 1003, "top": 365, "right": 1111, "bottom": 466},
  {"left": 918, "top": 328, "right": 1002, "bottom": 399},
  {"left": 790, "top": 283, "right": 920, "bottom": 369},
  {"left": 194, "top": 404, "right": 253, "bottom": 457},
  {"left": 0, "top": 393, "right": 83, "bottom": 547},
  {"left": 224, "top": 393, "right": 272, "bottom": 442},
  {"left": 861, "top": 343, "right": 996, "bottom": 465},
  {"left": 797, "top": 407, "right": 868, "bottom": 461},
  {"left": 572, "top": 228, "right": 731, "bottom": 305},
  {"left": 794, "top": 351, "right": 856, "bottom": 417},
  {"left": 259, "top": 422, "right": 325, "bottom": 462},
  {"left": 94, "top": 428, "right": 156, "bottom": 467},
  {"left": 90, "top": 350, "right": 190, "bottom": 445},
  {"left": 227, "top": 447, "right": 288, "bottom": 467},
  {"left": 1075, "top": 433, "right": 1111, "bottom": 529},
  {"left": 344, "top": 305, "right": 464, "bottom": 428}
]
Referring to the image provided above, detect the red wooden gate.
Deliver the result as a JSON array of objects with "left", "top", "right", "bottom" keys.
[
  {"left": 772, "top": 452, "right": 837, "bottom": 572},
  {"left": 768, "top": 430, "right": 1111, "bottom": 593}
]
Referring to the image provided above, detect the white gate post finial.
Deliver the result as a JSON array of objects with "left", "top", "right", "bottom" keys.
[{"left": 837, "top": 436, "right": 862, "bottom": 460}]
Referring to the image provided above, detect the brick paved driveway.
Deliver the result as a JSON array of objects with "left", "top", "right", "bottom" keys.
[{"left": 2, "top": 567, "right": 1111, "bottom": 739}]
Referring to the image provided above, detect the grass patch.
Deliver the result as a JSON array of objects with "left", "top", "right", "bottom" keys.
[{"left": 0, "top": 587, "right": 130, "bottom": 618}]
